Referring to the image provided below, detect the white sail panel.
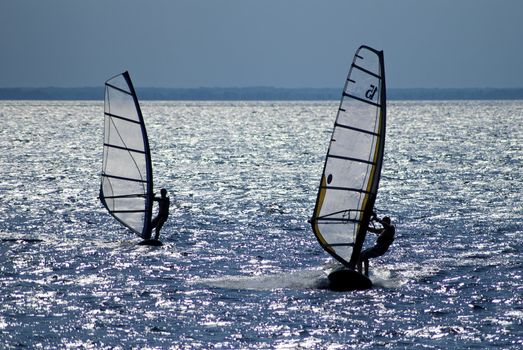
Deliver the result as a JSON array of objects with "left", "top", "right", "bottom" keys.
[
  {"left": 100, "top": 72, "right": 153, "bottom": 238},
  {"left": 312, "top": 46, "right": 386, "bottom": 267}
]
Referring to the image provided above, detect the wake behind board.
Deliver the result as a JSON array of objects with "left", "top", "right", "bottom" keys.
[
  {"left": 137, "top": 239, "right": 163, "bottom": 247},
  {"left": 328, "top": 268, "right": 372, "bottom": 291}
]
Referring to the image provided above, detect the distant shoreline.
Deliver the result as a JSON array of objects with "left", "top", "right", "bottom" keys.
[{"left": 1, "top": 87, "right": 523, "bottom": 101}]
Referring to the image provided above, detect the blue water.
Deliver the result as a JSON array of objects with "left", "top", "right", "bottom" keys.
[{"left": 0, "top": 100, "right": 521, "bottom": 349}]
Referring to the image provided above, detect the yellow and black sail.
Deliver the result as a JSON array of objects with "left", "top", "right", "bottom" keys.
[{"left": 311, "top": 46, "right": 386, "bottom": 268}]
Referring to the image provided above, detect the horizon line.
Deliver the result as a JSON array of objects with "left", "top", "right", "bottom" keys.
[
  {"left": 2, "top": 87, "right": 523, "bottom": 101},
  {"left": 2, "top": 86, "right": 523, "bottom": 90}
]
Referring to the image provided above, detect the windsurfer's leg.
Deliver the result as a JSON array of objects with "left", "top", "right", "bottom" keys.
[
  {"left": 364, "top": 259, "right": 369, "bottom": 277},
  {"left": 154, "top": 219, "right": 165, "bottom": 240},
  {"left": 357, "top": 249, "right": 368, "bottom": 274},
  {"left": 362, "top": 246, "right": 381, "bottom": 260},
  {"left": 151, "top": 216, "right": 159, "bottom": 229}
]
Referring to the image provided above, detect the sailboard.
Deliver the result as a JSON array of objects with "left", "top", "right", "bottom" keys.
[
  {"left": 310, "top": 45, "right": 386, "bottom": 290},
  {"left": 100, "top": 71, "right": 160, "bottom": 245}
]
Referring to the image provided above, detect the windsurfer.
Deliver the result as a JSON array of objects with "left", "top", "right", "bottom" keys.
[
  {"left": 358, "top": 215, "right": 395, "bottom": 276},
  {"left": 151, "top": 188, "right": 170, "bottom": 240}
]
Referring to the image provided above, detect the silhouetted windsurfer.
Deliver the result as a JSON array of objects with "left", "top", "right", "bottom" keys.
[
  {"left": 358, "top": 215, "right": 395, "bottom": 276},
  {"left": 151, "top": 188, "right": 170, "bottom": 240}
]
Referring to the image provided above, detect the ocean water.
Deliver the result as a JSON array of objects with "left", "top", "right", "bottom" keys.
[{"left": 0, "top": 100, "right": 521, "bottom": 349}]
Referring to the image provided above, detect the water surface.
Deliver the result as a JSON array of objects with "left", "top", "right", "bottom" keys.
[{"left": 0, "top": 100, "right": 521, "bottom": 348}]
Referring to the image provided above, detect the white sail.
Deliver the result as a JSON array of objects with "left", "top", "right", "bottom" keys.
[
  {"left": 100, "top": 71, "right": 153, "bottom": 239},
  {"left": 311, "top": 46, "right": 386, "bottom": 267}
]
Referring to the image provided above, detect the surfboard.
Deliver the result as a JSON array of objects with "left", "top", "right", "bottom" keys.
[
  {"left": 99, "top": 71, "right": 162, "bottom": 246},
  {"left": 310, "top": 45, "right": 387, "bottom": 291},
  {"left": 328, "top": 267, "right": 372, "bottom": 291},
  {"left": 137, "top": 239, "right": 163, "bottom": 247}
]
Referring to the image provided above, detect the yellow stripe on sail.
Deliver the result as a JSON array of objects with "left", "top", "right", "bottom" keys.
[
  {"left": 359, "top": 109, "right": 383, "bottom": 219},
  {"left": 313, "top": 175, "right": 335, "bottom": 254}
]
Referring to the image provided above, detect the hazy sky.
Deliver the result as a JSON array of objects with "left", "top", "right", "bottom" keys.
[{"left": 1, "top": 0, "right": 522, "bottom": 89}]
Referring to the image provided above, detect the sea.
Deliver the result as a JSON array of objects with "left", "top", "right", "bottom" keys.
[{"left": 0, "top": 100, "right": 521, "bottom": 349}]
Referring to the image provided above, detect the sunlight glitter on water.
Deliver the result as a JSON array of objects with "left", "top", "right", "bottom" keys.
[{"left": 0, "top": 100, "right": 521, "bottom": 348}]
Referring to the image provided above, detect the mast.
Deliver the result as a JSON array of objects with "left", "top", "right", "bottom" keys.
[
  {"left": 310, "top": 45, "right": 386, "bottom": 269},
  {"left": 100, "top": 71, "right": 154, "bottom": 239},
  {"left": 122, "top": 71, "right": 154, "bottom": 239}
]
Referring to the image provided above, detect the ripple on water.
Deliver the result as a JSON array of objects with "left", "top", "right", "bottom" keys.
[{"left": 0, "top": 100, "right": 521, "bottom": 348}]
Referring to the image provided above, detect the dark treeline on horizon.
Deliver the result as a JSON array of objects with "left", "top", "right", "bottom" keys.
[{"left": 1, "top": 87, "right": 523, "bottom": 101}]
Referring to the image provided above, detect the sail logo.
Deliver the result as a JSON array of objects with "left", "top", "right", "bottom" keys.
[{"left": 365, "top": 85, "right": 377, "bottom": 100}]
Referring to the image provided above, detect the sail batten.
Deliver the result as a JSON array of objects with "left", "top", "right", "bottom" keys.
[
  {"left": 105, "top": 83, "right": 134, "bottom": 96},
  {"left": 351, "top": 63, "right": 382, "bottom": 79},
  {"left": 311, "top": 45, "right": 386, "bottom": 268},
  {"left": 343, "top": 92, "right": 381, "bottom": 107},
  {"left": 102, "top": 174, "right": 148, "bottom": 183},
  {"left": 333, "top": 122, "right": 380, "bottom": 136},
  {"left": 100, "top": 71, "right": 153, "bottom": 239},
  {"left": 103, "top": 143, "right": 148, "bottom": 154},
  {"left": 326, "top": 243, "right": 356, "bottom": 247},
  {"left": 320, "top": 186, "right": 372, "bottom": 194},
  {"left": 327, "top": 154, "right": 376, "bottom": 165},
  {"left": 103, "top": 194, "right": 146, "bottom": 199},
  {"left": 104, "top": 112, "right": 142, "bottom": 124},
  {"left": 316, "top": 220, "right": 361, "bottom": 224}
]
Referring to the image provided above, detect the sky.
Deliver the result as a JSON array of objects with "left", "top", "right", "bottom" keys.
[{"left": 1, "top": 0, "right": 522, "bottom": 89}]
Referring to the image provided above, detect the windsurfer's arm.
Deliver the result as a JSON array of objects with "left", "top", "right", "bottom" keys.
[
  {"left": 367, "top": 213, "right": 380, "bottom": 234},
  {"left": 375, "top": 217, "right": 391, "bottom": 229},
  {"left": 367, "top": 226, "right": 380, "bottom": 234}
]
